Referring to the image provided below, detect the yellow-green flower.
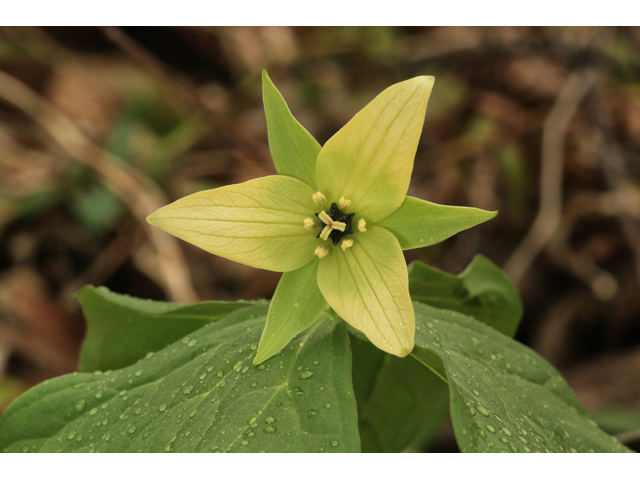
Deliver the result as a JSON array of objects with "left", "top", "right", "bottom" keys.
[{"left": 147, "top": 71, "right": 496, "bottom": 364}]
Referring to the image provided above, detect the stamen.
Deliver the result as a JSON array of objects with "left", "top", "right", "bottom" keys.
[
  {"left": 314, "top": 244, "right": 329, "bottom": 258},
  {"left": 318, "top": 210, "right": 333, "bottom": 225},
  {"left": 331, "top": 221, "right": 346, "bottom": 232},
  {"left": 313, "top": 191, "right": 327, "bottom": 207},
  {"left": 341, "top": 239, "right": 354, "bottom": 251},
  {"left": 303, "top": 218, "right": 316, "bottom": 231},
  {"left": 339, "top": 196, "right": 352, "bottom": 210},
  {"left": 319, "top": 225, "right": 333, "bottom": 241},
  {"left": 358, "top": 218, "right": 367, "bottom": 232}
]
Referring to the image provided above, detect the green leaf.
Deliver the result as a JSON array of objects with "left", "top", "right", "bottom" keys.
[
  {"left": 0, "top": 307, "right": 360, "bottom": 453},
  {"left": 410, "top": 302, "right": 631, "bottom": 452},
  {"left": 254, "top": 259, "right": 327, "bottom": 364},
  {"left": 262, "top": 70, "right": 321, "bottom": 188},
  {"left": 377, "top": 196, "right": 497, "bottom": 250},
  {"left": 351, "top": 335, "right": 448, "bottom": 453},
  {"left": 77, "top": 286, "right": 260, "bottom": 372},
  {"left": 408, "top": 255, "right": 522, "bottom": 337}
]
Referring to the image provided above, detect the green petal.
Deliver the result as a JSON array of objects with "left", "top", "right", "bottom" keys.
[
  {"left": 315, "top": 76, "right": 434, "bottom": 223},
  {"left": 263, "top": 70, "right": 321, "bottom": 188},
  {"left": 147, "top": 175, "right": 322, "bottom": 272},
  {"left": 254, "top": 259, "right": 327, "bottom": 364},
  {"left": 317, "top": 226, "right": 414, "bottom": 357},
  {"left": 377, "top": 196, "right": 497, "bottom": 250}
]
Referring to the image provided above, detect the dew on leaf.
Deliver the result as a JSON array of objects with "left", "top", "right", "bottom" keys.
[{"left": 476, "top": 405, "right": 490, "bottom": 416}]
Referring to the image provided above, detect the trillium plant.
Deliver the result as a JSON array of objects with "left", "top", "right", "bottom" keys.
[{"left": 0, "top": 72, "right": 631, "bottom": 453}]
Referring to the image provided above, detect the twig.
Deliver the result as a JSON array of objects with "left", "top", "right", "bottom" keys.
[
  {"left": 99, "top": 27, "right": 271, "bottom": 167},
  {"left": 0, "top": 69, "right": 199, "bottom": 303},
  {"left": 504, "top": 69, "right": 601, "bottom": 284}
]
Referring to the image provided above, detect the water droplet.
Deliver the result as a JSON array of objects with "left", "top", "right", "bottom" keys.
[
  {"left": 486, "top": 425, "right": 496, "bottom": 433},
  {"left": 501, "top": 427, "right": 512, "bottom": 437},
  {"left": 67, "top": 431, "right": 76, "bottom": 440},
  {"left": 475, "top": 405, "right": 490, "bottom": 416},
  {"left": 472, "top": 389, "right": 480, "bottom": 396},
  {"left": 128, "top": 426, "right": 136, "bottom": 434},
  {"left": 325, "top": 404, "right": 332, "bottom": 409},
  {"left": 294, "top": 302, "right": 300, "bottom": 308},
  {"left": 330, "top": 441, "right": 339, "bottom": 447},
  {"left": 145, "top": 352, "right": 155, "bottom": 359},
  {"left": 189, "top": 411, "right": 198, "bottom": 418},
  {"left": 265, "top": 417, "right": 276, "bottom": 424},
  {"left": 89, "top": 407, "right": 98, "bottom": 416},
  {"left": 159, "top": 404, "right": 167, "bottom": 412},
  {"left": 135, "top": 369, "right": 143, "bottom": 376},
  {"left": 94, "top": 391, "right": 103, "bottom": 399},
  {"left": 188, "top": 339, "right": 197, "bottom": 347},
  {"left": 119, "top": 390, "right": 128, "bottom": 397},
  {"left": 307, "top": 409, "right": 317, "bottom": 418},
  {"left": 257, "top": 364, "right": 265, "bottom": 371},
  {"left": 263, "top": 426, "right": 276, "bottom": 434},
  {"left": 241, "top": 366, "right": 250, "bottom": 374},
  {"left": 101, "top": 419, "right": 109, "bottom": 426},
  {"left": 134, "top": 408, "right": 142, "bottom": 415},
  {"left": 216, "top": 371, "right": 224, "bottom": 378},
  {"left": 299, "top": 371, "right": 314, "bottom": 380},
  {"left": 75, "top": 400, "right": 86, "bottom": 412},
  {"left": 250, "top": 382, "right": 257, "bottom": 388},
  {"left": 183, "top": 386, "right": 194, "bottom": 395},
  {"left": 241, "top": 440, "right": 249, "bottom": 446}
]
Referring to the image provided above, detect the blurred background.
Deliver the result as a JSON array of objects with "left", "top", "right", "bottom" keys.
[{"left": 1, "top": 26, "right": 639, "bottom": 451}]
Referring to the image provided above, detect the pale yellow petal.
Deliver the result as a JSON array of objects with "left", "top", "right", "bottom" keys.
[
  {"left": 147, "top": 176, "right": 322, "bottom": 272},
  {"left": 317, "top": 226, "right": 415, "bottom": 356},
  {"left": 315, "top": 76, "right": 434, "bottom": 223}
]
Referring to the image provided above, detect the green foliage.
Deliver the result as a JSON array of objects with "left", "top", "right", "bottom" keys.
[
  {"left": 377, "top": 196, "right": 497, "bottom": 250},
  {"left": 408, "top": 255, "right": 523, "bottom": 337},
  {"left": 0, "top": 259, "right": 628, "bottom": 453},
  {"left": 352, "top": 256, "right": 523, "bottom": 453},
  {"left": 410, "top": 302, "right": 631, "bottom": 453},
  {"left": 0, "top": 306, "right": 359, "bottom": 453},
  {"left": 254, "top": 259, "right": 327, "bottom": 364},
  {"left": 262, "top": 70, "right": 321, "bottom": 188},
  {"left": 351, "top": 337, "right": 449, "bottom": 453},
  {"left": 78, "top": 286, "right": 261, "bottom": 372}
]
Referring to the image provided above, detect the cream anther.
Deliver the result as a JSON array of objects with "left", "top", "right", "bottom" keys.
[
  {"left": 341, "top": 239, "right": 354, "bottom": 251},
  {"left": 313, "top": 192, "right": 327, "bottom": 207},
  {"left": 303, "top": 218, "right": 316, "bottom": 231},
  {"left": 339, "top": 196, "right": 352, "bottom": 210},
  {"left": 314, "top": 244, "right": 329, "bottom": 258}
]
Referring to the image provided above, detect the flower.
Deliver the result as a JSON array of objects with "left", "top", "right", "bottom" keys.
[{"left": 147, "top": 71, "right": 496, "bottom": 364}]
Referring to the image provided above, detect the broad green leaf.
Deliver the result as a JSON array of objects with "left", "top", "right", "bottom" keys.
[
  {"left": 147, "top": 175, "right": 323, "bottom": 272},
  {"left": 0, "top": 307, "right": 360, "bottom": 453},
  {"left": 262, "top": 70, "right": 321, "bottom": 188},
  {"left": 377, "top": 196, "right": 497, "bottom": 250},
  {"left": 408, "top": 255, "right": 522, "bottom": 337},
  {"left": 351, "top": 335, "right": 448, "bottom": 453},
  {"left": 316, "top": 76, "right": 434, "bottom": 223},
  {"left": 254, "top": 259, "right": 327, "bottom": 364},
  {"left": 317, "top": 225, "right": 414, "bottom": 357},
  {"left": 410, "top": 302, "right": 631, "bottom": 452},
  {"left": 77, "top": 286, "right": 260, "bottom": 372}
]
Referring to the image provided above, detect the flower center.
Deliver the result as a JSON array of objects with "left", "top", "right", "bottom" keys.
[{"left": 315, "top": 202, "right": 355, "bottom": 246}]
